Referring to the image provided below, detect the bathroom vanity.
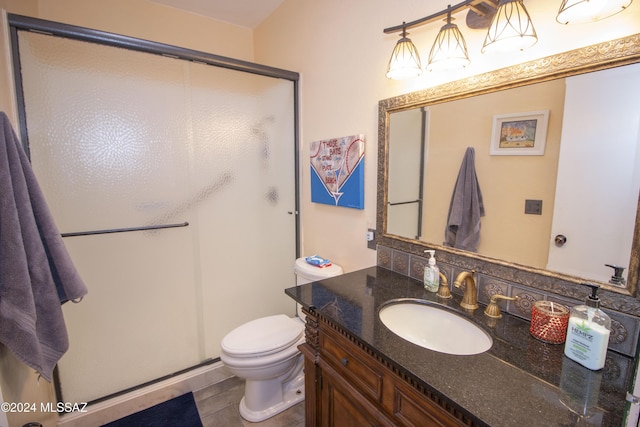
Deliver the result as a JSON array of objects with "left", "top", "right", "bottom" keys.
[{"left": 285, "top": 267, "right": 634, "bottom": 426}]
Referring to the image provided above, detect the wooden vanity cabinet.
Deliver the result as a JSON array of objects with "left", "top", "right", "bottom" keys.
[{"left": 300, "top": 308, "right": 472, "bottom": 427}]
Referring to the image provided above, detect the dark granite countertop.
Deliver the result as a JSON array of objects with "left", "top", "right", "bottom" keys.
[{"left": 285, "top": 266, "right": 635, "bottom": 427}]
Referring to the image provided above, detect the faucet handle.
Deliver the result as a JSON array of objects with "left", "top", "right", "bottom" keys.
[
  {"left": 436, "top": 272, "right": 451, "bottom": 299},
  {"left": 484, "top": 294, "right": 518, "bottom": 319}
]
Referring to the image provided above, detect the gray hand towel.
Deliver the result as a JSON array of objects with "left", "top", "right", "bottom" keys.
[
  {"left": 444, "top": 147, "right": 485, "bottom": 252},
  {"left": 0, "top": 112, "right": 87, "bottom": 381}
]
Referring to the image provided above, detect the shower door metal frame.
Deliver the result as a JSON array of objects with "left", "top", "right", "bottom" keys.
[{"left": 8, "top": 13, "right": 301, "bottom": 258}]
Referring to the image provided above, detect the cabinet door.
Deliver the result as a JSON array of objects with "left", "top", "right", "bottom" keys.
[
  {"left": 320, "top": 362, "right": 395, "bottom": 427},
  {"left": 390, "top": 380, "right": 468, "bottom": 427}
]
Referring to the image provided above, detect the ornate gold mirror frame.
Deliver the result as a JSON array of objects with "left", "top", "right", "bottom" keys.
[{"left": 377, "top": 34, "right": 640, "bottom": 303}]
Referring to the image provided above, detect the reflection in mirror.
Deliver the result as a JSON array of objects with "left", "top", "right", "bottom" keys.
[
  {"left": 388, "top": 107, "right": 425, "bottom": 240},
  {"left": 388, "top": 67, "right": 640, "bottom": 285},
  {"left": 546, "top": 65, "right": 640, "bottom": 285},
  {"left": 380, "top": 35, "right": 640, "bottom": 296},
  {"left": 389, "top": 78, "right": 565, "bottom": 266}
]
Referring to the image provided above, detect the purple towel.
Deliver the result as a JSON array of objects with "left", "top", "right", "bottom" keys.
[
  {"left": 0, "top": 112, "right": 87, "bottom": 381},
  {"left": 444, "top": 147, "right": 485, "bottom": 252}
]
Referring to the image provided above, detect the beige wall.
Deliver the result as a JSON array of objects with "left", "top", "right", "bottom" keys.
[
  {"left": 0, "top": 0, "right": 36, "bottom": 124},
  {"left": 255, "top": 0, "right": 640, "bottom": 273},
  {"left": 36, "top": 0, "right": 254, "bottom": 61}
]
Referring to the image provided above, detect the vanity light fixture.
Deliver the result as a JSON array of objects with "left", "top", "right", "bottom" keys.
[
  {"left": 386, "top": 25, "right": 423, "bottom": 80},
  {"left": 556, "top": 0, "right": 633, "bottom": 24},
  {"left": 427, "top": 8, "right": 471, "bottom": 72},
  {"left": 481, "top": 0, "right": 538, "bottom": 53},
  {"left": 382, "top": 0, "right": 514, "bottom": 79},
  {"left": 384, "top": 0, "right": 633, "bottom": 78}
]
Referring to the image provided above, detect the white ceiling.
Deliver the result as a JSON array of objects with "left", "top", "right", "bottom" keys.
[{"left": 150, "top": 0, "right": 285, "bottom": 29}]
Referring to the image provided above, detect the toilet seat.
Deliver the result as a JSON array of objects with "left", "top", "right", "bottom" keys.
[{"left": 221, "top": 314, "right": 304, "bottom": 358}]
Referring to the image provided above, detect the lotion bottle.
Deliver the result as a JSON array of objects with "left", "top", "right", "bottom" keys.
[
  {"left": 563, "top": 283, "right": 611, "bottom": 371},
  {"left": 423, "top": 250, "right": 440, "bottom": 292}
]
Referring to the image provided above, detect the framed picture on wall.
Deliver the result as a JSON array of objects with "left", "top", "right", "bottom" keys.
[
  {"left": 310, "top": 134, "right": 365, "bottom": 209},
  {"left": 490, "top": 110, "right": 549, "bottom": 156}
]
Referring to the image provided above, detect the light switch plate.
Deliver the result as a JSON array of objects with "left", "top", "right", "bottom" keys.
[{"left": 525, "top": 199, "right": 543, "bottom": 215}]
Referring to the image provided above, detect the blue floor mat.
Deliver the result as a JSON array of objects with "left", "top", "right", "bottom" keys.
[{"left": 102, "top": 392, "right": 203, "bottom": 427}]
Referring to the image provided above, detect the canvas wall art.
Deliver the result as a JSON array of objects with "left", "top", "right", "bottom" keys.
[{"left": 310, "top": 134, "right": 365, "bottom": 209}]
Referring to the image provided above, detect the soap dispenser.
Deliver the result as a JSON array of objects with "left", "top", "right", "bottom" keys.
[
  {"left": 605, "top": 264, "right": 626, "bottom": 286},
  {"left": 563, "top": 283, "right": 611, "bottom": 371},
  {"left": 423, "top": 250, "right": 440, "bottom": 292}
]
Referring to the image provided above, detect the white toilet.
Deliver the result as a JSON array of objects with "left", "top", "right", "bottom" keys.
[{"left": 220, "top": 257, "right": 343, "bottom": 422}]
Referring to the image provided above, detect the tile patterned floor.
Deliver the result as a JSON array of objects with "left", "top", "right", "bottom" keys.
[{"left": 194, "top": 376, "right": 305, "bottom": 427}]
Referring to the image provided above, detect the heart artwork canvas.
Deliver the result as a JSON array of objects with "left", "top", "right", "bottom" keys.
[{"left": 310, "top": 134, "right": 365, "bottom": 209}]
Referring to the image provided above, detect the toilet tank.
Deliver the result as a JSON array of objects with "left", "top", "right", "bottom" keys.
[{"left": 294, "top": 257, "right": 343, "bottom": 318}]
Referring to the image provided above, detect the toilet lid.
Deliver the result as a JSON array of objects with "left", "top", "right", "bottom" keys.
[
  {"left": 221, "top": 314, "right": 304, "bottom": 357},
  {"left": 295, "top": 257, "right": 343, "bottom": 281}
]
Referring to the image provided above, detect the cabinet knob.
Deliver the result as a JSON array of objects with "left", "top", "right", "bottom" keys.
[{"left": 341, "top": 357, "right": 349, "bottom": 366}]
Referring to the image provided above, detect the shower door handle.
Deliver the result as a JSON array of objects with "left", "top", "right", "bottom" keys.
[{"left": 61, "top": 221, "right": 189, "bottom": 237}]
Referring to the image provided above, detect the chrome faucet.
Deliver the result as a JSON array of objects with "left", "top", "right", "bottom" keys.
[{"left": 453, "top": 270, "right": 478, "bottom": 310}]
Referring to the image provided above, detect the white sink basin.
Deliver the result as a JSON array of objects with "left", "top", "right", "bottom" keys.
[{"left": 379, "top": 300, "right": 492, "bottom": 355}]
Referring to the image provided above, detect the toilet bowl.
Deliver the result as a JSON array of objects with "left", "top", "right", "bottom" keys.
[
  {"left": 220, "top": 257, "right": 343, "bottom": 422},
  {"left": 220, "top": 314, "right": 306, "bottom": 422}
]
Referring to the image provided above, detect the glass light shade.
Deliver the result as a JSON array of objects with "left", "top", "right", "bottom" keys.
[
  {"left": 482, "top": 0, "right": 538, "bottom": 54},
  {"left": 427, "top": 21, "right": 471, "bottom": 72},
  {"left": 386, "top": 32, "right": 423, "bottom": 79},
  {"left": 556, "top": 0, "right": 633, "bottom": 24}
]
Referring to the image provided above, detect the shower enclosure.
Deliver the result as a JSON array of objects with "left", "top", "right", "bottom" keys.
[{"left": 9, "top": 15, "right": 299, "bottom": 403}]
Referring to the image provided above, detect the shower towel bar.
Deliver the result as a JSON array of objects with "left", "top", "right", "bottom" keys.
[
  {"left": 388, "top": 199, "right": 421, "bottom": 206},
  {"left": 61, "top": 221, "right": 189, "bottom": 238}
]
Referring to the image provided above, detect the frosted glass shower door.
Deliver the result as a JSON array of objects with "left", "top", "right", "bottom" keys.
[
  {"left": 186, "top": 63, "right": 297, "bottom": 356},
  {"left": 16, "top": 30, "right": 296, "bottom": 403}
]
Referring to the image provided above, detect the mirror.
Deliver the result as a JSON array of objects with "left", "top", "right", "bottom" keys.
[{"left": 378, "top": 34, "right": 640, "bottom": 297}]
